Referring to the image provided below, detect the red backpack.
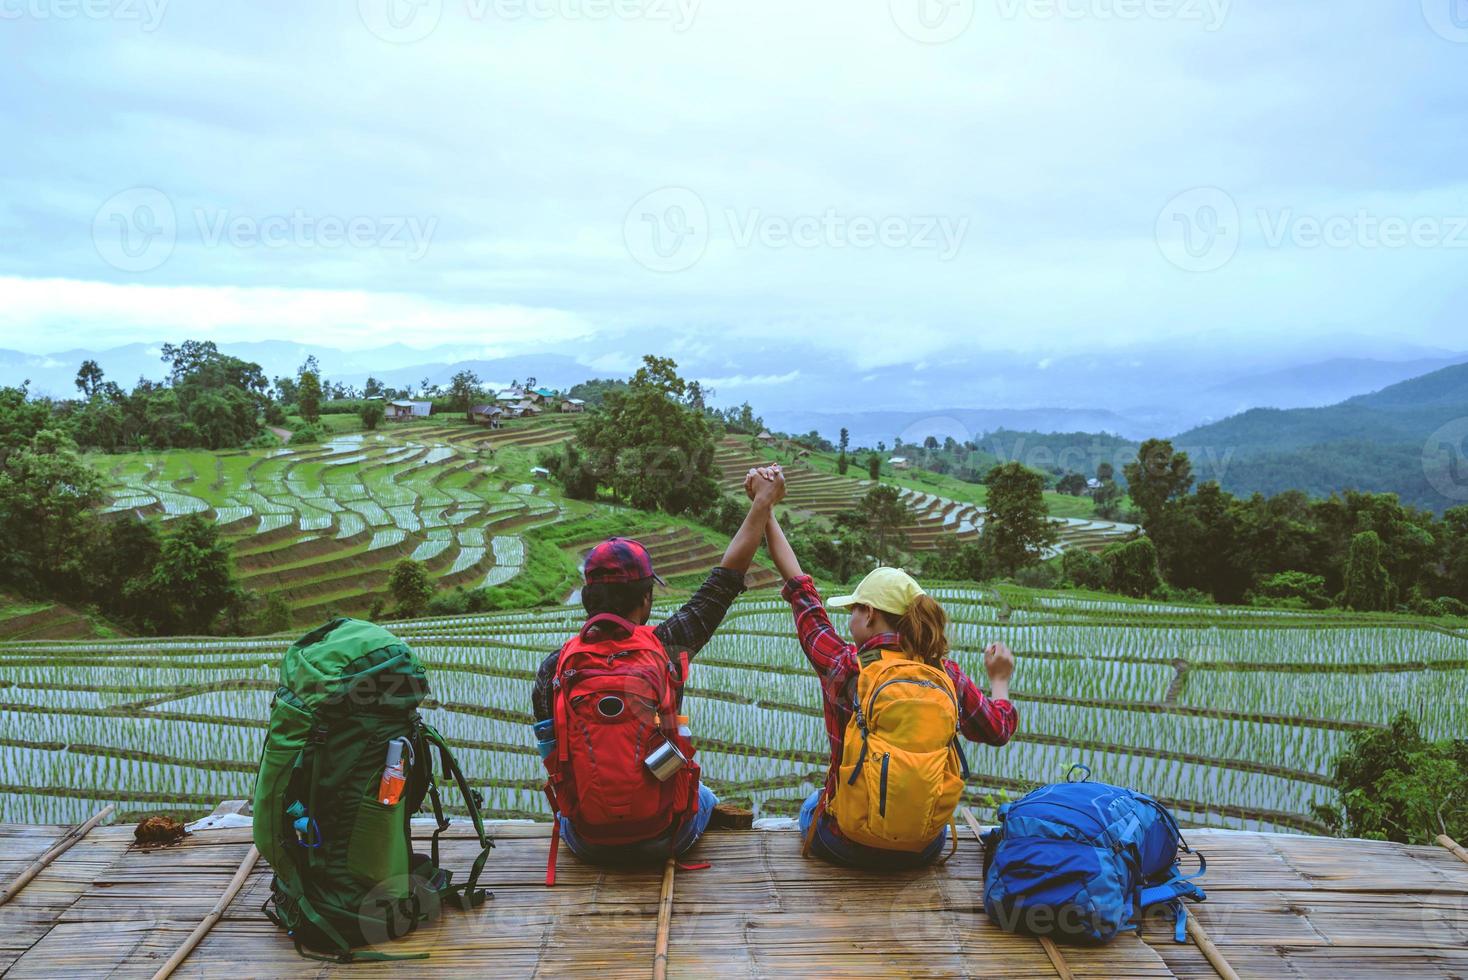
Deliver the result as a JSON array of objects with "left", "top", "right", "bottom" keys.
[{"left": 542, "top": 614, "right": 700, "bottom": 884}]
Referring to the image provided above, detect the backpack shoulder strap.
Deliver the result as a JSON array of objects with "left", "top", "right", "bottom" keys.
[{"left": 418, "top": 722, "right": 494, "bottom": 912}]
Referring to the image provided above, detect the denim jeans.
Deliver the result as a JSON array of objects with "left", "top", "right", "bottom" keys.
[
  {"left": 798, "top": 789, "right": 947, "bottom": 870},
  {"left": 560, "top": 785, "right": 718, "bottom": 864}
]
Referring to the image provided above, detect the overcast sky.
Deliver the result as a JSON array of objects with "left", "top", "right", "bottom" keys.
[{"left": 2, "top": 0, "right": 1466, "bottom": 379}]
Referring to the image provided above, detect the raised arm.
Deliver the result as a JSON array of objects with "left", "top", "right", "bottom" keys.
[
  {"left": 718, "top": 466, "right": 785, "bottom": 574},
  {"left": 764, "top": 507, "right": 803, "bottom": 582}
]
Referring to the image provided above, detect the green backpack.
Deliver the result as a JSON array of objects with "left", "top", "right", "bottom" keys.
[{"left": 252, "top": 618, "right": 493, "bottom": 962}]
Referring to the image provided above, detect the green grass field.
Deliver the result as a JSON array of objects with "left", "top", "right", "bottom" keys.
[{"left": 2, "top": 587, "right": 1460, "bottom": 830}]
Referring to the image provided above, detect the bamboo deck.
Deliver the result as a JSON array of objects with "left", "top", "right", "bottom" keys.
[{"left": 1, "top": 816, "right": 1465, "bottom": 978}]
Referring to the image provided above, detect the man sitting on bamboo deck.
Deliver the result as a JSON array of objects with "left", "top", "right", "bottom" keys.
[{"left": 532, "top": 470, "right": 785, "bottom": 867}]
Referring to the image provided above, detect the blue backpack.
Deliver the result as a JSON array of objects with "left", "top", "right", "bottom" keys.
[{"left": 982, "top": 768, "right": 1206, "bottom": 944}]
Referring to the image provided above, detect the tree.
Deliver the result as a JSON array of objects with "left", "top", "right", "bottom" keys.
[
  {"left": 1123, "top": 439, "right": 1193, "bottom": 528},
  {"left": 389, "top": 559, "right": 434, "bottom": 617},
  {"left": 75, "top": 359, "right": 105, "bottom": 398},
  {"left": 1341, "top": 530, "right": 1395, "bottom": 611},
  {"left": 360, "top": 399, "right": 385, "bottom": 431},
  {"left": 1061, "top": 548, "right": 1110, "bottom": 591},
  {"left": 1056, "top": 473, "right": 1088, "bottom": 496},
  {"left": 840, "top": 485, "right": 911, "bottom": 564},
  {"left": 0, "top": 429, "right": 104, "bottom": 596},
  {"left": 1102, "top": 538, "right": 1162, "bottom": 598},
  {"left": 1314, "top": 713, "right": 1468, "bottom": 845},
  {"left": 1092, "top": 478, "right": 1125, "bottom": 520},
  {"left": 556, "top": 355, "right": 720, "bottom": 515},
  {"left": 363, "top": 376, "right": 385, "bottom": 399},
  {"left": 1248, "top": 571, "right": 1330, "bottom": 610},
  {"left": 837, "top": 427, "right": 850, "bottom": 475},
  {"left": 145, "top": 515, "right": 240, "bottom": 634},
  {"left": 255, "top": 592, "right": 294, "bottom": 633},
  {"left": 982, "top": 462, "right": 1058, "bottom": 576},
  {"left": 867, "top": 453, "right": 881, "bottom": 481},
  {"left": 448, "top": 369, "right": 482, "bottom": 421},
  {"left": 924, "top": 537, "right": 988, "bottom": 583},
  {"left": 297, "top": 369, "right": 322, "bottom": 424}
]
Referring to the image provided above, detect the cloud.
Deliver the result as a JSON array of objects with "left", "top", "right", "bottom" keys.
[
  {"left": 697, "top": 371, "right": 801, "bottom": 388},
  {"left": 0, "top": 276, "right": 594, "bottom": 354}
]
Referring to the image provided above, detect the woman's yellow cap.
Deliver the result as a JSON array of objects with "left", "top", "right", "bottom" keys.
[{"left": 827, "top": 566, "right": 925, "bottom": 616}]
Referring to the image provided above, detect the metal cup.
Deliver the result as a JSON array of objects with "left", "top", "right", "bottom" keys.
[{"left": 644, "top": 739, "right": 687, "bottom": 782}]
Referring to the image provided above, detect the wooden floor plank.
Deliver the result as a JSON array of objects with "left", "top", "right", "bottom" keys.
[{"left": 5, "top": 822, "right": 1468, "bottom": 978}]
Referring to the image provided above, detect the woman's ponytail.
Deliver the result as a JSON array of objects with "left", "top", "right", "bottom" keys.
[{"left": 895, "top": 593, "right": 949, "bottom": 668}]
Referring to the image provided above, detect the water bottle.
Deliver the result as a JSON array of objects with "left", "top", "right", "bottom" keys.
[
  {"left": 533, "top": 718, "right": 556, "bottom": 760},
  {"left": 377, "top": 738, "right": 409, "bottom": 806}
]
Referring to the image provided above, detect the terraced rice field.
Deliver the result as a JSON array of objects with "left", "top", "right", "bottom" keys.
[
  {"left": 4, "top": 588, "right": 1459, "bottom": 831},
  {"left": 714, "top": 437, "right": 1136, "bottom": 554},
  {"left": 91, "top": 415, "right": 579, "bottom": 625}
]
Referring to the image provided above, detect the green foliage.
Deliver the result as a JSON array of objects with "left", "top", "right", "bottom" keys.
[
  {"left": 297, "top": 369, "right": 322, "bottom": 424},
  {"left": 140, "top": 515, "right": 240, "bottom": 634},
  {"left": 538, "top": 443, "right": 599, "bottom": 501},
  {"left": 360, "top": 399, "right": 385, "bottom": 431},
  {"left": 0, "top": 429, "right": 105, "bottom": 596},
  {"left": 1313, "top": 713, "right": 1468, "bottom": 845},
  {"left": 566, "top": 378, "right": 628, "bottom": 409},
  {"left": 1061, "top": 548, "right": 1110, "bottom": 591},
  {"left": 785, "top": 518, "right": 873, "bottom": 585},
  {"left": 255, "top": 592, "right": 294, "bottom": 633},
  {"left": 558, "top": 355, "right": 720, "bottom": 516},
  {"left": 1124, "top": 439, "right": 1193, "bottom": 528},
  {"left": 836, "top": 484, "right": 910, "bottom": 565},
  {"left": 1249, "top": 571, "right": 1331, "bottom": 610},
  {"left": 1102, "top": 537, "right": 1162, "bottom": 598},
  {"left": 923, "top": 537, "right": 988, "bottom": 583},
  {"left": 981, "top": 462, "right": 1058, "bottom": 576},
  {"left": 866, "top": 453, "right": 881, "bottom": 481},
  {"left": 388, "top": 559, "right": 434, "bottom": 617},
  {"left": 288, "top": 421, "right": 322, "bottom": 445},
  {"left": 448, "top": 369, "right": 482, "bottom": 421},
  {"left": 1342, "top": 530, "right": 1395, "bottom": 611}
]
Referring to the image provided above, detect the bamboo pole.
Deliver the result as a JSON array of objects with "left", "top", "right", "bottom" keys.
[
  {"left": 652, "top": 857, "right": 677, "bottom": 980},
  {"left": 1185, "top": 910, "right": 1242, "bottom": 980},
  {"left": 150, "top": 844, "right": 260, "bottom": 980},
  {"left": 1437, "top": 834, "right": 1468, "bottom": 866},
  {"left": 0, "top": 804, "right": 115, "bottom": 907},
  {"left": 957, "top": 807, "right": 1074, "bottom": 980}
]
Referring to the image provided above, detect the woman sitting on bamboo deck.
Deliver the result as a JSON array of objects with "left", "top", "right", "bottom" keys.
[{"left": 746, "top": 465, "right": 1017, "bottom": 869}]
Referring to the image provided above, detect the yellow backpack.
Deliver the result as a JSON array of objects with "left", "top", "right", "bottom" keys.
[{"left": 827, "top": 649, "right": 967, "bottom": 852}]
